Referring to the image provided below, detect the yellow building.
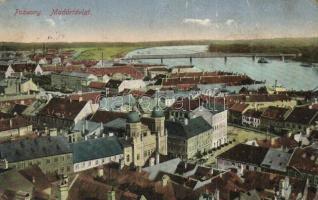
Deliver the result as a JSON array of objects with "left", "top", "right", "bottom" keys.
[{"left": 122, "top": 106, "right": 168, "bottom": 167}]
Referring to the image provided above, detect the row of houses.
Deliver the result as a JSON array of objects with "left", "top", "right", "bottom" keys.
[
  {"left": 230, "top": 103, "right": 318, "bottom": 133},
  {"left": 216, "top": 142, "right": 318, "bottom": 187}
]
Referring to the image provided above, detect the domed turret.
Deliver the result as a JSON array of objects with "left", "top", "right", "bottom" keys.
[
  {"left": 151, "top": 106, "right": 164, "bottom": 118},
  {"left": 127, "top": 111, "right": 140, "bottom": 123}
]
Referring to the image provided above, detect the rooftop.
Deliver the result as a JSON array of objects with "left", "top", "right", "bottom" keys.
[
  {"left": 71, "top": 136, "right": 123, "bottom": 163},
  {"left": 217, "top": 144, "right": 269, "bottom": 166},
  {"left": 261, "top": 106, "right": 289, "bottom": 121},
  {"left": 39, "top": 98, "right": 88, "bottom": 121},
  {"left": 165, "top": 116, "right": 212, "bottom": 139},
  {"left": 261, "top": 148, "right": 292, "bottom": 172},
  {"left": 285, "top": 106, "right": 318, "bottom": 125},
  {"left": 0, "top": 136, "right": 71, "bottom": 162}
]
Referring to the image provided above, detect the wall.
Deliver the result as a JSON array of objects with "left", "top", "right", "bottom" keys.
[{"left": 74, "top": 154, "right": 123, "bottom": 172}]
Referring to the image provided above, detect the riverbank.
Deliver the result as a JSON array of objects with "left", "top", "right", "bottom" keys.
[{"left": 208, "top": 37, "right": 318, "bottom": 63}]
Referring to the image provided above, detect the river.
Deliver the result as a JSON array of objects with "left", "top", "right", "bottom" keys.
[{"left": 126, "top": 45, "right": 318, "bottom": 91}]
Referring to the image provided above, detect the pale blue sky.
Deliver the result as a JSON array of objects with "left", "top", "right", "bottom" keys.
[{"left": 0, "top": 0, "right": 317, "bottom": 42}]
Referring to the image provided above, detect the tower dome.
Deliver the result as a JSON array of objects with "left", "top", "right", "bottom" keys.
[
  {"left": 127, "top": 111, "right": 140, "bottom": 123},
  {"left": 151, "top": 105, "right": 164, "bottom": 118}
]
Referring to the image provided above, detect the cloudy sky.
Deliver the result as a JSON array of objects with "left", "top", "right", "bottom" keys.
[{"left": 0, "top": 0, "right": 318, "bottom": 42}]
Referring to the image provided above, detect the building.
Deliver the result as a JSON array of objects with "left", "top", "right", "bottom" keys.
[
  {"left": 105, "top": 79, "right": 146, "bottom": 94},
  {"left": 216, "top": 143, "right": 269, "bottom": 172},
  {"left": 121, "top": 107, "right": 168, "bottom": 167},
  {"left": 228, "top": 103, "right": 249, "bottom": 124},
  {"left": 51, "top": 72, "right": 98, "bottom": 91},
  {"left": 167, "top": 99, "right": 228, "bottom": 150},
  {"left": 260, "top": 148, "right": 292, "bottom": 174},
  {"left": 242, "top": 109, "right": 263, "bottom": 128},
  {"left": 38, "top": 98, "right": 95, "bottom": 129},
  {"left": 71, "top": 136, "right": 123, "bottom": 172},
  {"left": 165, "top": 116, "right": 214, "bottom": 159},
  {"left": 68, "top": 119, "right": 104, "bottom": 143},
  {"left": 260, "top": 106, "right": 291, "bottom": 132},
  {"left": 0, "top": 116, "right": 33, "bottom": 141},
  {"left": 0, "top": 77, "right": 39, "bottom": 95},
  {"left": 284, "top": 106, "right": 318, "bottom": 133},
  {"left": 0, "top": 136, "right": 73, "bottom": 175},
  {"left": 0, "top": 64, "right": 15, "bottom": 78},
  {"left": 0, "top": 64, "right": 43, "bottom": 78},
  {"left": 287, "top": 146, "right": 318, "bottom": 186}
]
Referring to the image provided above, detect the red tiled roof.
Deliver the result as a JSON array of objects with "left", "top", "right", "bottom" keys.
[
  {"left": 0, "top": 116, "right": 31, "bottom": 132},
  {"left": 90, "top": 110, "right": 127, "bottom": 124},
  {"left": 68, "top": 92, "right": 102, "bottom": 104},
  {"left": 243, "top": 109, "right": 263, "bottom": 118},
  {"left": 87, "top": 66, "right": 144, "bottom": 79},
  {"left": 170, "top": 98, "right": 201, "bottom": 111},
  {"left": 42, "top": 65, "right": 84, "bottom": 73},
  {"left": 229, "top": 103, "right": 249, "bottom": 113},
  {"left": 159, "top": 75, "right": 256, "bottom": 87},
  {"left": 261, "top": 106, "right": 289, "bottom": 121},
  {"left": 288, "top": 147, "right": 318, "bottom": 175},
  {"left": 217, "top": 143, "right": 269, "bottom": 166},
  {"left": 11, "top": 64, "right": 37, "bottom": 73},
  {"left": 310, "top": 103, "right": 318, "bottom": 110},
  {"left": 39, "top": 98, "right": 87, "bottom": 120},
  {"left": 256, "top": 136, "right": 298, "bottom": 149},
  {"left": 88, "top": 82, "right": 107, "bottom": 90},
  {"left": 285, "top": 106, "right": 318, "bottom": 125}
]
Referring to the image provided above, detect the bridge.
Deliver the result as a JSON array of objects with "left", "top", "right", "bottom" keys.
[{"left": 125, "top": 52, "right": 299, "bottom": 64}]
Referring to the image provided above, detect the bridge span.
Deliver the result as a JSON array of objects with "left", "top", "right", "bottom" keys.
[{"left": 125, "top": 52, "right": 299, "bottom": 64}]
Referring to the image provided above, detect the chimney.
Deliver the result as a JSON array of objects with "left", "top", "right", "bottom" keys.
[
  {"left": 0, "top": 159, "right": 8, "bottom": 170},
  {"left": 9, "top": 119, "right": 13, "bottom": 128},
  {"left": 306, "top": 128, "right": 311, "bottom": 137},
  {"left": 107, "top": 189, "right": 116, "bottom": 200},
  {"left": 78, "top": 96, "right": 83, "bottom": 102},
  {"left": 149, "top": 157, "right": 155, "bottom": 166},
  {"left": 15, "top": 191, "right": 31, "bottom": 200},
  {"left": 56, "top": 175, "right": 69, "bottom": 200},
  {"left": 271, "top": 137, "right": 276, "bottom": 146},
  {"left": 215, "top": 189, "right": 220, "bottom": 200},
  {"left": 184, "top": 118, "right": 188, "bottom": 125},
  {"left": 97, "top": 166, "right": 104, "bottom": 178},
  {"left": 162, "top": 175, "right": 170, "bottom": 187}
]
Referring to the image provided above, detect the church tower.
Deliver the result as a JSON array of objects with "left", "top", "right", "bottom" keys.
[
  {"left": 126, "top": 110, "right": 144, "bottom": 166},
  {"left": 151, "top": 105, "right": 168, "bottom": 163}
]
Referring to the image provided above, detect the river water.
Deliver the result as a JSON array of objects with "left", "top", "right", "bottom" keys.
[{"left": 125, "top": 45, "right": 318, "bottom": 91}]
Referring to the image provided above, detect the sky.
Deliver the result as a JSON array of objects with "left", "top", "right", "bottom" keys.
[{"left": 0, "top": 0, "right": 318, "bottom": 42}]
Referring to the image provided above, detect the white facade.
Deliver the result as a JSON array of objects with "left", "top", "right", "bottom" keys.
[
  {"left": 74, "top": 154, "right": 123, "bottom": 172},
  {"left": 242, "top": 115, "right": 261, "bottom": 128},
  {"left": 211, "top": 110, "right": 228, "bottom": 147},
  {"left": 5, "top": 65, "right": 14, "bottom": 78},
  {"left": 74, "top": 100, "right": 97, "bottom": 124},
  {"left": 217, "top": 158, "right": 260, "bottom": 172},
  {"left": 190, "top": 107, "right": 228, "bottom": 148},
  {"left": 34, "top": 64, "right": 43, "bottom": 75},
  {"left": 118, "top": 80, "right": 146, "bottom": 92}
]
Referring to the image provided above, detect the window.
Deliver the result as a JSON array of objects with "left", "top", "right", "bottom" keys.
[
  {"left": 46, "top": 159, "right": 51, "bottom": 164},
  {"left": 126, "top": 155, "right": 130, "bottom": 162},
  {"left": 54, "top": 158, "right": 58, "bottom": 163},
  {"left": 137, "top": 154, "right": 140, "bottom": 160}
]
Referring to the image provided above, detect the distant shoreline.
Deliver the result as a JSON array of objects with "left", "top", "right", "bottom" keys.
[{"left": 1, "top": 37, "right": 317, "bottom": 63}]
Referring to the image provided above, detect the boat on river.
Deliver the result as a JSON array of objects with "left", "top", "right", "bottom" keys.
[{"left": 258, "top": 57, "right": 269, "bottom": 64}]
